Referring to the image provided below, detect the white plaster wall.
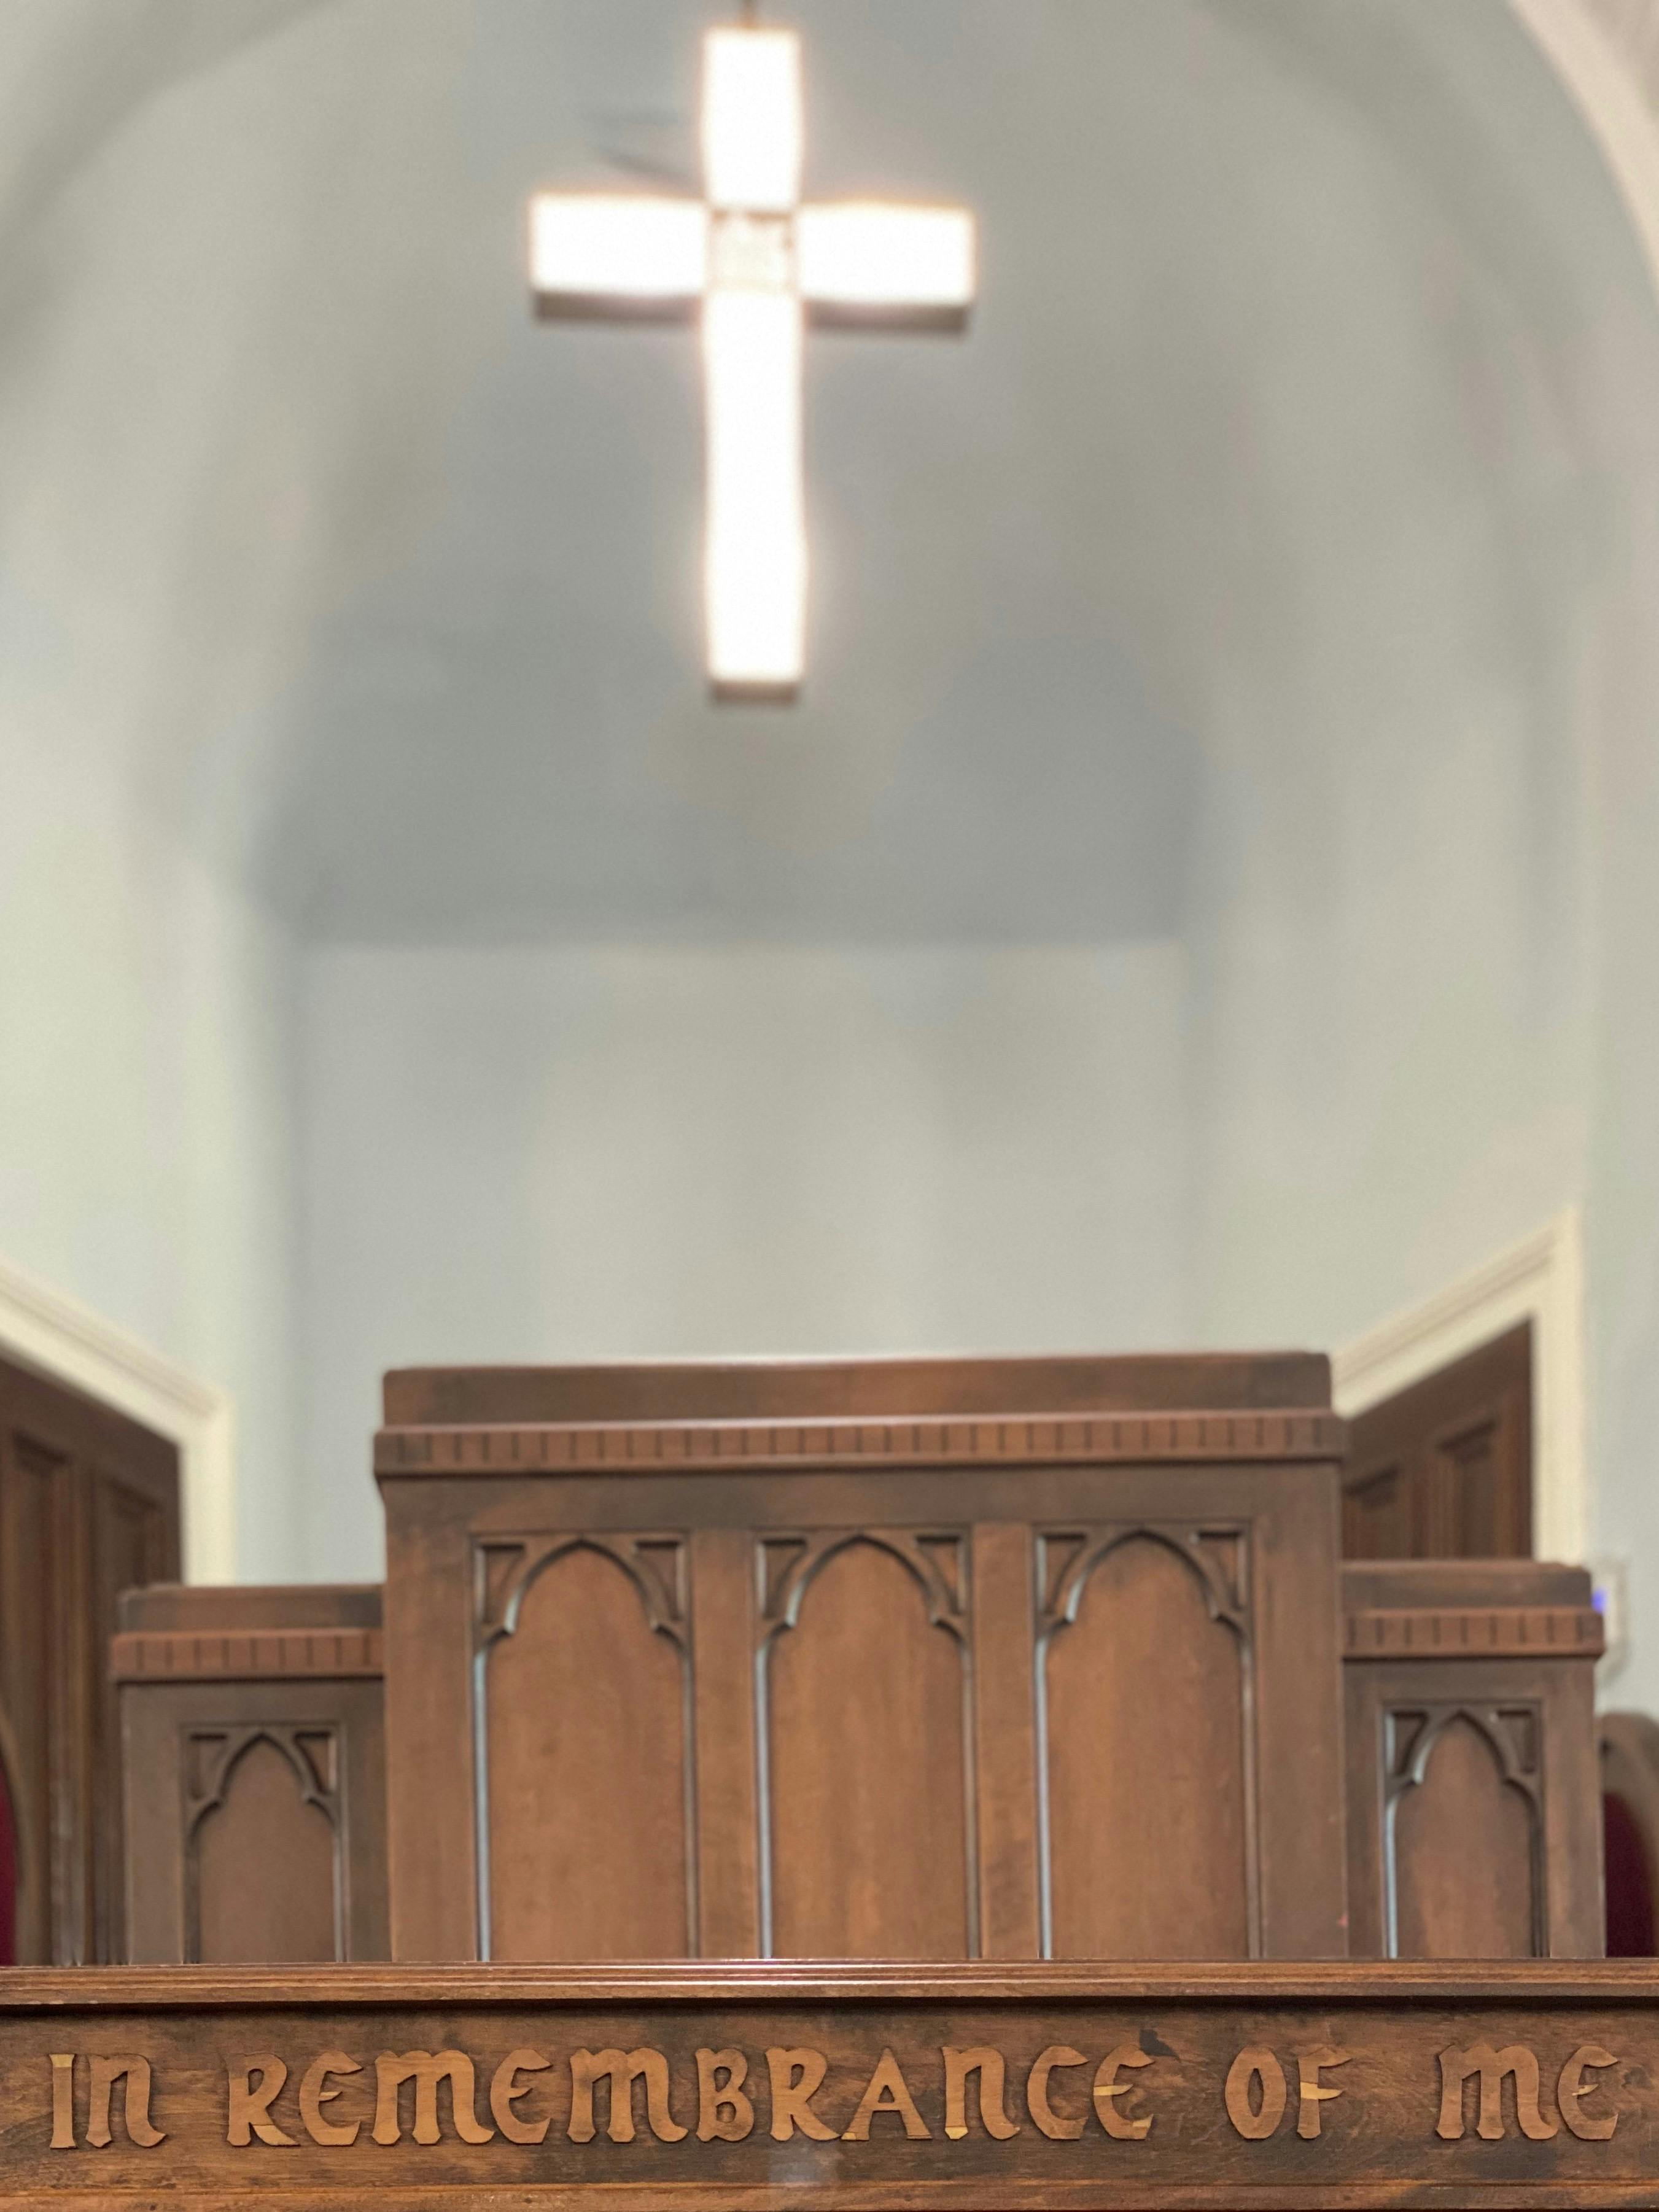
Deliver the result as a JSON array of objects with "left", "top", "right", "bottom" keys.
[
  {"left": 0, "top": 735, "right": 302, "bottom": 1578},
  {"left": 300, "top": 942, "right": 1190, "bottom": 1577}
]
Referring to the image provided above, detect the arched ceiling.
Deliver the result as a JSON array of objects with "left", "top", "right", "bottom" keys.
[{"left": 0, "top": 0, "right": 1652, "bottom": 944}]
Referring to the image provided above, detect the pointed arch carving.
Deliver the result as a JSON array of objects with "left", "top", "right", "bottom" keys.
[
  {"left": 183, "top": 1724, "right": 343, "bottom": 1963},
  {"left": 472, "top": 1531, "right": 695, "bottom": 1961},
  {"left": 1034, "top": 1520, "right": 1259, "bottom": 1960},
  {"left": 1382, "top": 1699, "right": 1545, "bottom": 1957},
  {"left": 756, "top": 1527, "right": 974, "bottom": 1958}
]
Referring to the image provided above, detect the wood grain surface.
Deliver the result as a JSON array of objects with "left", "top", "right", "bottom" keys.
[{"left": 4, "top": 1958, "right": 1659, "bottom": 2206}]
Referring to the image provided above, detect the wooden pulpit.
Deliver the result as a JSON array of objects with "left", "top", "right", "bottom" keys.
[
  {"left": 16, "top": 1345, "right": 1624, "bottom": 2208},
  {"left": 373, "top": 1353, "right": 1349, "bottom": 1964},
  {"left": 115, "top": 1349, "right": 1606, "bottom": 1973}
]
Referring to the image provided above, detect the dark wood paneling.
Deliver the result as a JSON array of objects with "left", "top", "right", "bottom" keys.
[
  {"left": 1040, "top": 1529, "right": 1250, "bottom": 1959},
  {"left": 378, "top": 1356, "right": 1348, "bottom": 1966},
  {"left": 10, "top": 1959, "right": 1659, "bottom": 2205},
  {"left": 1343, "top": 1559, "right": 1603, "bottom": 1960},
  {"left": 0, "top": 1354, "right": 177, "bottom": 1964},
  {"left": 386, "top": 1351, "right": 1333, "bottom": 1427},
  {"left": 192, "top": 1733, "right": 339, "bottom": 1963},
  {"left": 761, "top": 1533, "right": 971, "bottom": 1960},
  {"left": 1390, "top": 1710, "right": 1539, "bottom": 1958},
  {"left": 1345, "top": 1324, "right": 1531, "bottom": 1559},
  {"left": 480, "top": 1539, "right": 693, "bottom": 1962},
  {"left": 117, "top": 1588, "right": 387, "bottom": 1965}
]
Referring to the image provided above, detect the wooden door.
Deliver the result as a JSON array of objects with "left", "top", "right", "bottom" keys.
[
  {"left": 0, "top": 1353, "right": 179, "bottom": 1963},
  {"left": 1343, "top": 1324, "right": 1531, "bottom": 1559}
]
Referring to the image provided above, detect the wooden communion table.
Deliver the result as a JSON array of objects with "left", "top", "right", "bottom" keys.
[{"left": 4, "top": 1958, "right": 1657, "bottom": 2208}]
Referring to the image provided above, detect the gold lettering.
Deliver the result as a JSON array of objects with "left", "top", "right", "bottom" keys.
[
  {"left": 1296, "top": 2046, "right": 1348, "bottom": 2141},
  {"left": 766, "top": 2049, "right": 837, "bottom": 2142},
  {"left": 86, "top": 2057, "right": 165, "bottom": 2150},
  {"left": 842, "top": 2048, "right": 930, "bottom": 2141},
  {"left": 1558, "top": 2046, "right": 1620, "bottom": 2142},
  {"left": 1437, "top": 2044, "right": 1557, "bottom": 2142},
  {"left": 49, "top": 2054, "right": 74, "bottom": 2151},
  {"left": 696, "top": 2049, "right": 754, "bottom": 2143},
  {"left": 1027, "top": 2046, "right": 1089, "bottom": 2140},
  {"left": 227, "top": 2055, "right": 296, "bottom": 2147},
  {"left": 1224, "top": 2048, "right": 1286, "bottom": 2141},
  {"left": 1094, "top": 2044, "right": 1153, "bottom": 2140},
  {"left": 300, "top": 2052, "right": 362, "bottom": 2146},
  {"left": 491, "top": 2049, "right": 552, "bottom": 2146},
  {"left": 372, "top": 2051, "right": 494, "bottom": 2146},
  {"left": 569, "top": 2047, "right": 686, "bottom": 2144},
  {"left": 942, "top": 2047, "right": 1019, "bottom": 2141}
]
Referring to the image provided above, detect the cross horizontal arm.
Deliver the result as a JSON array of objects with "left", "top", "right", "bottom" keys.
[
  {"left": 530, "top": 194, "right": 706, "bottom": 322},
  {"left": 797, "top": 202, "right": 976, "bottom": 329}
]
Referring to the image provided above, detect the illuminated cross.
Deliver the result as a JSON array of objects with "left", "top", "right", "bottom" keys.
[{"left": 530, "top": 18, "right": 975, "bottom": 702}]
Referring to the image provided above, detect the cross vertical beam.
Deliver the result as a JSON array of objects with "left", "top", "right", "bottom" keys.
[{"left": 530, "top": 22, "right": 974, "bottom": 702}]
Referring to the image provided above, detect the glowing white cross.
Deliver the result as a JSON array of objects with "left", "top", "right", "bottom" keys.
[{"left": 530, "top": 22, "right": 975, "bottom": 701}]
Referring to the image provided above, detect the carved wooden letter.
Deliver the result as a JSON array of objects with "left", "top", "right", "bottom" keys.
[
  {"left": 1558, "top": 2046, "right": 1620, "bottom": 2142},
  {"left": 942, "top": 2047, "right": 1019, "bottom": 2141},
  {"left": 1436, "top": 2044, "right": 1557, "bottom": 2142},
  {"left": 766, "top": 2049, "right": 837, "bottom": 2142},
  {"left": 569, "top": 2048, "right": 686, "bottom": 2144},
  {"left": 1224, "top": 2048, "right": 1286, "bottom": 2140},
  {"left": 227, "top": 2056, "right": 297, "bottom": 2147},
  {"left": 87, "top": 2058, "right": 166, "bottom": 2149},
  {"left": 842, "top": 2049, "right": 931, "bottom": 2141},
  {"left": 49, "top": 2055, "right": 74, "bottom": 2151},
  {"left": 696, "top": 2049, "right": 755, "bottom": 2143},
  {"left": 1027, "top": 2046, "right": 1089, "bottom": 2140},
  {"left": 1296, "top": 2046, "right": 1348, "bottom": 2141},
  {"left": 1094, "top": 2045, "right": 1154, "bottom": 2140},
  {"left": 372, "top": 2051, "right": 494, "bottom": 2146},
  {"left": 490, "top": 2049, "right": 553, "bottom": 2146},
  {"left": 300, "top": 2052, "right": 362, "bottom": 2146}
]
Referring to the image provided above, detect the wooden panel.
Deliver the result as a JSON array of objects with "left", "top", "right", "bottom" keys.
[
  {"left": 1343, "top": 1461, "right": 1410, "bottom": 1559},
  {"left": 0, "top": 1434, "right": 53, "bottom": 1966},
  {"left": 376, "top": 1355, "right": 1348, "bottom": 1965},
  {"left": 1343, "top": 1560, "right": 1603, "bottom": 1960},
  {"left": 0, "top": 1354, "right": 178, "bottom": 1964},
  {"left": 1345, "top": 1323, "right": 1531, "bottom": 1559},
  {"left": 117, "top": 1586, "right": 388, "bottom": 1966},
  {"left": 191, "top": 1734, "right": 340, "bottom": 1963},
  {"left": 970, "top": 1523, "right": 1041, "bottom": 1958},
  {"left": 1391, "top": 1710, "right": 1538, "bottom": 1957},
  {"left": 481, "top": 1539, "right": 691, "bottom": 1962},
  {"left": 386, "top": 1351, "right": 1334, "bottom": 1426},
  {"left": 13, "top": 1959, "right": 1659, "bottom": 2205},
  {"left": 761, "top": 1533, "right": 971, "bottom": 1958},
  {"left": 1041, "top": 1530, "right": 1250, "bottom": 1959},
  {"left": 690, "top": 1529, "right": 760, "bottom": 1957}
]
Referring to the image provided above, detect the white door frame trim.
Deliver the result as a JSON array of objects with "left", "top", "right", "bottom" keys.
[
  {"left": 0, "top": 1251, "right": 235, "bottom": 1583},
  {"left": 1331, "top": 1209, "right": 1588, "bottom": 1563}
]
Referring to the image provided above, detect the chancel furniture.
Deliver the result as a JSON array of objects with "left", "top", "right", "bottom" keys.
[
  {"left": 0, "top": 1349, "right": 1622, "bottom": 2207},
  {"left": 7, "top": 1957, "right": 1659, "bottom": 2206},
  {"left": 112, "top": 1352, "right": 1604, "bottom": 1971}
]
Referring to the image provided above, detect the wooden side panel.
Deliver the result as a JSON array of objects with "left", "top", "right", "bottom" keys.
[
  {"left": 1389, "top": 1712, "right": 1536, "bottom": 1959},
  {"left": 761, "top": 1534, "right": 971, "bottom": 1959},
  {"left": 970, "top": 1523, "right": 1041, "bottom": 1958},
  {"left": 192, "top": 1735, "right": 339, "bottom": 1963},
  {"left": 1343, "top": 1562, "right": 1603, "bottom": 1960},
  {"left": 482, "top": 1541, "right": 692, "bottom": 1961},
  {"left": 690, "top": 1529, "right": 760, "bottom": 1957},
  {"left": 117, "top": 1600, "right": 388, "bottom": 1967},
  {"left": 1040, "top": 1532, "right": 1250, "bottom": 1959},
  {"left": 0, "top": 1356, "right": 178, "bottom": 1965},
  {"left": 1344, "top": 1322, "right": 1531, "bottom": 1559}
]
